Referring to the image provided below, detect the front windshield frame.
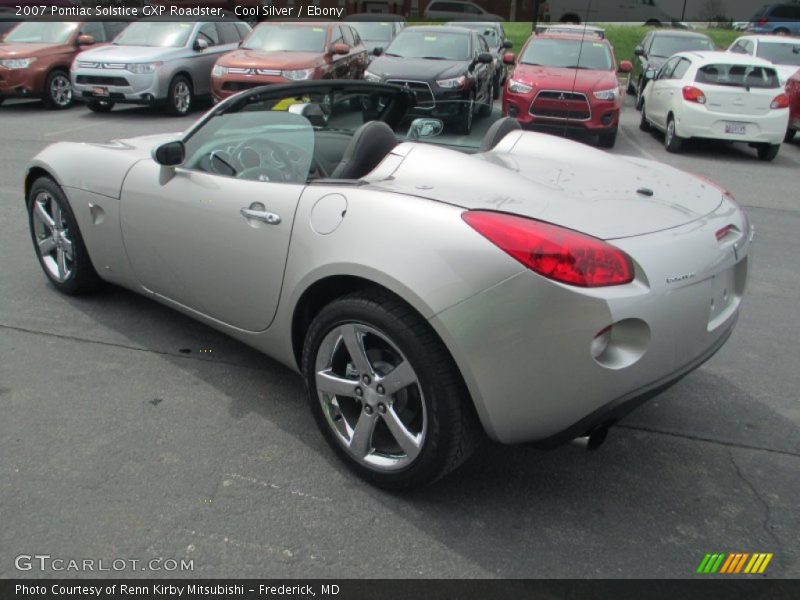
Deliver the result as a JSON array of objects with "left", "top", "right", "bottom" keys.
[
  {"left": 113, "top": 21, "right": 195, "bottom": 48},
  {"left": 520, "top": 38, "right": 613, "bottom": 70},
  {"left": 649, "top": 35, "right": 715, "bottom": 58},
  {"left": 4, "top": 21, "right": 78, "bottom": 44},
  {"left": 384, "top": 30, "right": 472, "bottom": 61},
  {"left": 242, "top": 24, "right": 329, "bottom": 53}
]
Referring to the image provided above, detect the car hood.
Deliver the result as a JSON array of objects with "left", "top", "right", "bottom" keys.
[
  {"left": 218, "top": 49, "right": 324, "bottom": 70},
  {"left": 0, "top": 42, "right": 68, "bottom": 58},
  {"left": 366, "top": 133, "right": 723, "bottom": 240},
  {"left": 76, "top": 44, "right": 178, "bottom": 63},
  {"left": 512, "top": 65, "right": 618, "bottom": 92},
  {"left": 369, "top": 56, "right": 467, "bottom": 81}
]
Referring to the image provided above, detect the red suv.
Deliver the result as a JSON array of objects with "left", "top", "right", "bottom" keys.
[{"left": 502, "top": 33, "right": 631, "bottom": 147}]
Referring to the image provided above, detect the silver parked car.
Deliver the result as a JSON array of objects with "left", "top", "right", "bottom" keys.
[
  {"left": 71, "top": 18, "right": 251, "bottom": 115},
  {"left": 25, "top": 81, "right": 751, "bottom": 489}
]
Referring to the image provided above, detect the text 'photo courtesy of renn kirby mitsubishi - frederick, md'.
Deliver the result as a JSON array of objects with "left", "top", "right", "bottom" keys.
[{"left": 0, "top": 0, "right": 799, "bottom": 598}]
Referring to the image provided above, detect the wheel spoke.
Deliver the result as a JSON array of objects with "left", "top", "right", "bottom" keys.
[
  {"left": 348, "top": 410, "right": 376, "bottom": 458},
  {"left": 316, "top": 369, "right": 357, "bottom": 398},
  {"left": 380, "top": 360, "right": 416, "bottom": 396},
  {"left": 38, "top": 237, "right": 56, "bottom": 255},
  {"left": 61, "top": 237, "right": 73, "bottom": 260},
  {"left": 340, "top": 324, "right": 373, "bottom": 377},
  {"left": 35, "top": 200, "right": 55, "bottom": 229},
  {"left": 383, "top": 406, "right": 421, "bottom": 460},
  {"left": 51, "top": 202, "right": 63, "bottom": 230},
  {"left": 56, "top": 247, "right": 67, "bottom": 279}
]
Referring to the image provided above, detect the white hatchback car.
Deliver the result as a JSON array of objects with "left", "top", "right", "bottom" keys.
[
  {"left": 640, "top": 51, "right": 790, "bottom": 161},
  {"left": 728, "top": 35, "right": 800, "bottom": 85}
]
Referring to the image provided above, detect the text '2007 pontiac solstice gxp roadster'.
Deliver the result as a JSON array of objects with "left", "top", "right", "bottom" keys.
[{"left": 25, "top": 81, "right": 752, "bottom": 489}]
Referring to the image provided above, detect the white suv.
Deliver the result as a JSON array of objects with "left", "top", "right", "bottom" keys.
[{"left": 639, "top": 51, "right": 789, "bottom": 161}]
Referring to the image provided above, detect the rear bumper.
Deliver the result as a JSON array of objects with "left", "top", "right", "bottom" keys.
[
  {"left": 430, "top": 198, "right": 752, "bottom": 445},
  {"left": 676, "top": 103, "right": 788, "bottom": 144}
]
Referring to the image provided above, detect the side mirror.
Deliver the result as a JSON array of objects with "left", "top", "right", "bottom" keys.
[
  {"left": 77, "top": 34, "right": 95, "bottom": 46},
  {"left": 633, "top": 45, "right": 644, "bottom": 57},
  {"left": 193, "top": 37, "right": 209, "bottom": 52},
  {"left": 372, "top": 46, "right": 383, "bottom": 57},
  {"left": 407, "top": 118, "right": 444, "bottom": 141},
  {"left": 152, "top": 140, "right": 185, "bottom": 167},
  {"left": 477, "top": 52, "right": 493, "bottom": 64},
  {"left": 502, "top": 52, "right": 515, "bottom": 65},
  {"left": 618, "top": 60, "right": 633, "bottom": 73},
  {"left": 330, "top": 43, "right": 350, "bottom": 55},
  {"left": 503, "top": 40, "right": 513, "bottom": 49},
  {"left": 645, "top": 68, "right": 658, "bottom": 80}
]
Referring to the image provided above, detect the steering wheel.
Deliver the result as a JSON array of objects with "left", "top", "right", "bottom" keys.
[{"left": 231, "top": 138, "right": 297, "bottom": 182}]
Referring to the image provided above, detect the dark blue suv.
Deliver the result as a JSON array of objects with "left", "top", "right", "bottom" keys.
[{"left": 747, "top": 3, "right": 800, "bottom": 35}]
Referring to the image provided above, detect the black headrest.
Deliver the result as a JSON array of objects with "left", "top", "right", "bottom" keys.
[
  {"left": 331, "top": 121, "right": 398, "bottom": 180},
  {"left": 479, "top": 117, "right": 522, "bottom": 152}
]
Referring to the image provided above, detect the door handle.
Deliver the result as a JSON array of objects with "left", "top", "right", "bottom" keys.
[{"left": 241, "top": 203, "right": 281, "bottom": 225}]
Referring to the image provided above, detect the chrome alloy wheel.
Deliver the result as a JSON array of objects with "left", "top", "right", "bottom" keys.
[
  {"left": 666, "top": 119, "right": 676, "bottom": 146},
  {"left": 31, "top": 191, "right": 73, "bottom": 282},
  {"left": 173, "top": 80, "right": 191, "bottom": 113},
  {"left": 50, "top": 73, "right": 72, "bottom": 107},
  {"left": 314, "top": 323, "right": 427, "bottom": 471}
]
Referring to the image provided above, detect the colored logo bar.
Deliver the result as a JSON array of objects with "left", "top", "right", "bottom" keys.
[{"left": 697, "top": 553, "right": 773, "bottom": 574}]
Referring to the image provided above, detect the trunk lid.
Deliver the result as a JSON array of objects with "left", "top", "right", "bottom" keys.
[{"left": 366, "top": 134, "right": 723, "bottom": 240}]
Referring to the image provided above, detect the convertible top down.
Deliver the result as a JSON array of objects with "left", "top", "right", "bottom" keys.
[{"left": 25, "top": 81, "right": 751, "bottom": 489}]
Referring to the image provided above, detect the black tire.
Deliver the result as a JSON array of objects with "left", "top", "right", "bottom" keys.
[
  {"left": 664, "top": 115, "right": 684, "bottom": 153},
  {"left": 301, "top": 290, "right": 483, "bottom": 490},
  {"left": 784, "top": 127, "right": 796, "bottom": 143},
  {"left": 639, "top": 101, "right": 651, "bottom": 132},
  {"left": 774, "top": 27, "right": 790, "bottom": 36},
  {"left": 87, "top": 99, "right": 114, "bottom": 113},
  {"left": 166, "top": 74, "right": 193, "bottom": 116},
  {"left": 626, "top": 73, "right": 636, "bottom": 96},
  {"left": 757, "top": 143, "right": 780, "bottom": 161},
  {"left": 42, "top": 69, "right": 73, "bottom": 110},
  {"left": 26, "top": 177, "right": 101, "bottom": 295},
  {"left": 597, "top": 127, "right": 618, "bottom": 148},
  {"left": 493, "top": 74, "right": 501, "bottom": 100}
]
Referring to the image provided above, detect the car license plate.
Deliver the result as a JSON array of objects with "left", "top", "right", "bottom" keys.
[
  {"left": 724, "top": 122, "right": 746, "bottom": 135},
  {"left": 92, "top": 86, "right": 109, "bottom": 97}
]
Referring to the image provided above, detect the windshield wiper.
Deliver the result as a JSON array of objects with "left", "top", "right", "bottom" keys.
[
  {"left": 564, "top": 65, "right": 590, "bottom": 69},
  {"left": 420, "top": 56, "right": 448, "bottom": 60},
  {"left": 383, "top": 52, "right": 403, "bottom": 58},
  {"left": 521, "top": 62, "right": 542, "bottom": 66}
]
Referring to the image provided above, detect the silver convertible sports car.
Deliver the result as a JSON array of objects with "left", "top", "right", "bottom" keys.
[{"left": 25, "top": 81, "right": 752, "bottom": 489}]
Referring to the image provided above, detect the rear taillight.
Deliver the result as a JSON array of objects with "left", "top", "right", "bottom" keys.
[
  {"left": 757, "top": 18, "right": 768, "bottom": 26},
  {"left": 771, "top": 93, "right": 789, "bottom": 109},
  {"left": 682, "top": 86, "right": 706, "bottom": 104},
  {"left": 462, "top": 211, "right": 634, "bottom": 287}
]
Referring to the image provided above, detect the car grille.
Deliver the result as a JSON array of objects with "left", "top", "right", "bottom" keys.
[
  {"left": 77, "top": 61, "right": 126, "bottom": 69},
  {"left": 227, "top": 67, "right": 282, "bottom": 76},
  {"left": 75, "top": 75, "right": 130, "bottom": 86},
  {"left": 530, "top": 90, "right": 591, "bottom": 121},
  {"left": 386, "top": 79, "right": 435, "bottom": 109}
]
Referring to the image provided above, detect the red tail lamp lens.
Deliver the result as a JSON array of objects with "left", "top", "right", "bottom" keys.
[
  {"left": 462, "top": 211, "right": 634, "bottom": 287},
  {"left": 771, "top": 93, "right": 789, "bottom": 109},
  {"left": 682, "top": 86, "right": 706, "bottom": 104}
]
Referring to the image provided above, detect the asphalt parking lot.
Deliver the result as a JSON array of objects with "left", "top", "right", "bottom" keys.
[{"left": 0, "top": 94, "right": 798, "bottom": 579}]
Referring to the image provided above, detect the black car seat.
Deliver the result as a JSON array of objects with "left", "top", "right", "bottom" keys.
[
  {"left": 479, "top": 117, "right": 521, "bottom": 152},
  {"left": 331, "top": 121, "right": 398, "bottom": 180}
]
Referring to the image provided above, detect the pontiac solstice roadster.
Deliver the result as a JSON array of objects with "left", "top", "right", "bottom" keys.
[{"left": 25, "top": 81, "right": 752, "bottom": 489}]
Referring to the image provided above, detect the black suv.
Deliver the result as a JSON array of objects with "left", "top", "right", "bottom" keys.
[{"left": 364, "top": 26, "right": 494, "bottom": 134}]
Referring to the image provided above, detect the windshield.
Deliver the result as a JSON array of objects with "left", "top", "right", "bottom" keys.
[
  {"left": 350, "top": 22, "right": 394, "bottom": 42},
  {"left": 243, "top": 25, "right": 328, "bottom": 53},
  {"left": 756, "top": 41, "right": 800, "bottom": 66},
  {"left": 385, "top": 30, "right": 470, "bottom": 61},
  {"left": 4, "top": 22, "right": 78, "bottom": 44},
  {"left": 454, "top": 23, "right": 499, "bottom": 45},
  {"left": 650, "top": 35, "right": 714, "bottom": 58},
  {"left": 695, "top": 63, "right": 780, "bottom": 88},
  {"left": 114, "top": 22, "right": 193, "bottom": 47},
  {"left": 521, "top": 38, "right": 613, "bottom": 70}
]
